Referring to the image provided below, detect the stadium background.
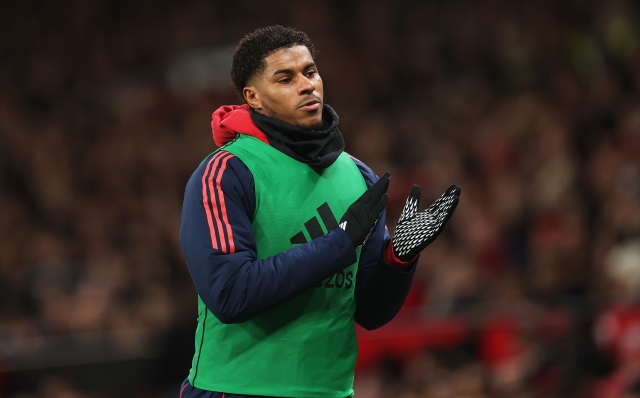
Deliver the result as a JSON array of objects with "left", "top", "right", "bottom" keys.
[{"left": 1, "top": 0, "right": 640, "bottom": 397}]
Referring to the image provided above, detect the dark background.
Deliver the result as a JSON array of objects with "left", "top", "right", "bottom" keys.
[{"left": 1, "top": 1, "right": 640, "bottom": 397}]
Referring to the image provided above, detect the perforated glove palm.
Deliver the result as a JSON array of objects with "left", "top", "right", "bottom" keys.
[
  {"left": 392, "top": 184, "right": 461, "bottom": 261},
  {"left": 340, "top": 172, "right": 390, "bottom": 248}
]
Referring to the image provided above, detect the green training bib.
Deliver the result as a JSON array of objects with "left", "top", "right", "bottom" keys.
[{"left": 189, "top": 134, "right": 367, "bottom": 397}]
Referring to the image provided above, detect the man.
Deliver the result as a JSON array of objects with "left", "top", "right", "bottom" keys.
[{"left": 179, "top": 26, "right": 460, "bottom": 398}]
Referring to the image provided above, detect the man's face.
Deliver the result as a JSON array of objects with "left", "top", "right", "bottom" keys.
[{"left": 244, "top": 45, "right": 324, "bottom": 130}]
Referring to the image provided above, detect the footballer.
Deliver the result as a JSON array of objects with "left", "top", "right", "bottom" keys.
[{"left": 178, "top": 26, "right": 460, "bottom": 398}]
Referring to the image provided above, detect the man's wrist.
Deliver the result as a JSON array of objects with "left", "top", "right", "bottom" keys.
[{"left": 384, "top": 241, "right": 416, "bottom": 270}]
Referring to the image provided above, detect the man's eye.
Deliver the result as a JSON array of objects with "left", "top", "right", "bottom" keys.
[
  {"left": 278, "top": 78, "right": 291, "bottom": 84},
  {"left": 307, "top": 70, "right": 317, "bottom": 77}
]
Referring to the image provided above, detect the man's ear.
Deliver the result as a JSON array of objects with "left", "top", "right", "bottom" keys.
[{"left": 243, "top": 86, "right": 261, "bottom": 110}]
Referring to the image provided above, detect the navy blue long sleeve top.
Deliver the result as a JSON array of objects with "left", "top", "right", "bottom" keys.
[{"left": 179, "top": 152, "right": 416, "bottom": 330}]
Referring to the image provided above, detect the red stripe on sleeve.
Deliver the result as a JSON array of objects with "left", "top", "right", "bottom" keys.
[
  {"left": 214, "top": 154, "right": 236, "bottom": 253},
  {"left": 207, "top": 152, "right": 233, "bottom": 253},
  {"left": 201, "top": 155, "right": 219, "bottom": 250}
]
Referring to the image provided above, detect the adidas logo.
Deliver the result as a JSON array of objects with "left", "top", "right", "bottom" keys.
[{"left": 290, "top": 202, "right": 339, "bottom": 244}]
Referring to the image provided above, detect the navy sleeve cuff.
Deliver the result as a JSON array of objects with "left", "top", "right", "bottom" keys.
[{"left": 326, "top": 228, "right": 358, "bottom": 269}]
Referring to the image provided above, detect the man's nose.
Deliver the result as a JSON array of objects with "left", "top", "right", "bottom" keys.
[{"left": 298, "top": 75, "right": 315, "bottom": 95}]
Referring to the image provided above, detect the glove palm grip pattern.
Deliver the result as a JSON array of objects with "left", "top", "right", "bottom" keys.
[{"left": 393, "top": 185, "right": 460, "bottom": 261}]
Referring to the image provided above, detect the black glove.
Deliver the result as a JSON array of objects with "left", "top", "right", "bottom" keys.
[
  {"left": 392, "top": 184, "right": 460, "bottom": 261},
  {"left": 340, "top": 172, "right": 390, "bottom": 248}
]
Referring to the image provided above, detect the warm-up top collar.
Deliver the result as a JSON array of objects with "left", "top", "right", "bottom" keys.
[{"left": 211, "top": 104, "right": 345, "bottom": 169}]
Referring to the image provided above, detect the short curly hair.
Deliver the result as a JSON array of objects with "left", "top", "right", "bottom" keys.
[{"left": 231, "top": 26, "right": 317, "bottom": 100}]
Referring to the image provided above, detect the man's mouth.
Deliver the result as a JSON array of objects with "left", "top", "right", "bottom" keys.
[{"left": 299, "top": 99, "right": 321, "bottom": 111}]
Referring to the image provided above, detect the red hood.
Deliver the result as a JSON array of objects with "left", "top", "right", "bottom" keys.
[{"left": 211, "top": 104, "right": 269, "bottom": 147}]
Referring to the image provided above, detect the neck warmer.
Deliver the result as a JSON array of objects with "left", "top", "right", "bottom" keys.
[{"left": 250, "top": 105, "right": 345, "bottom": 169}]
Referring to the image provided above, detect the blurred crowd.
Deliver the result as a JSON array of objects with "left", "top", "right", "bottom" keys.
[{"left": 1, "top": 0, "right": 640, "bottom": 397}]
